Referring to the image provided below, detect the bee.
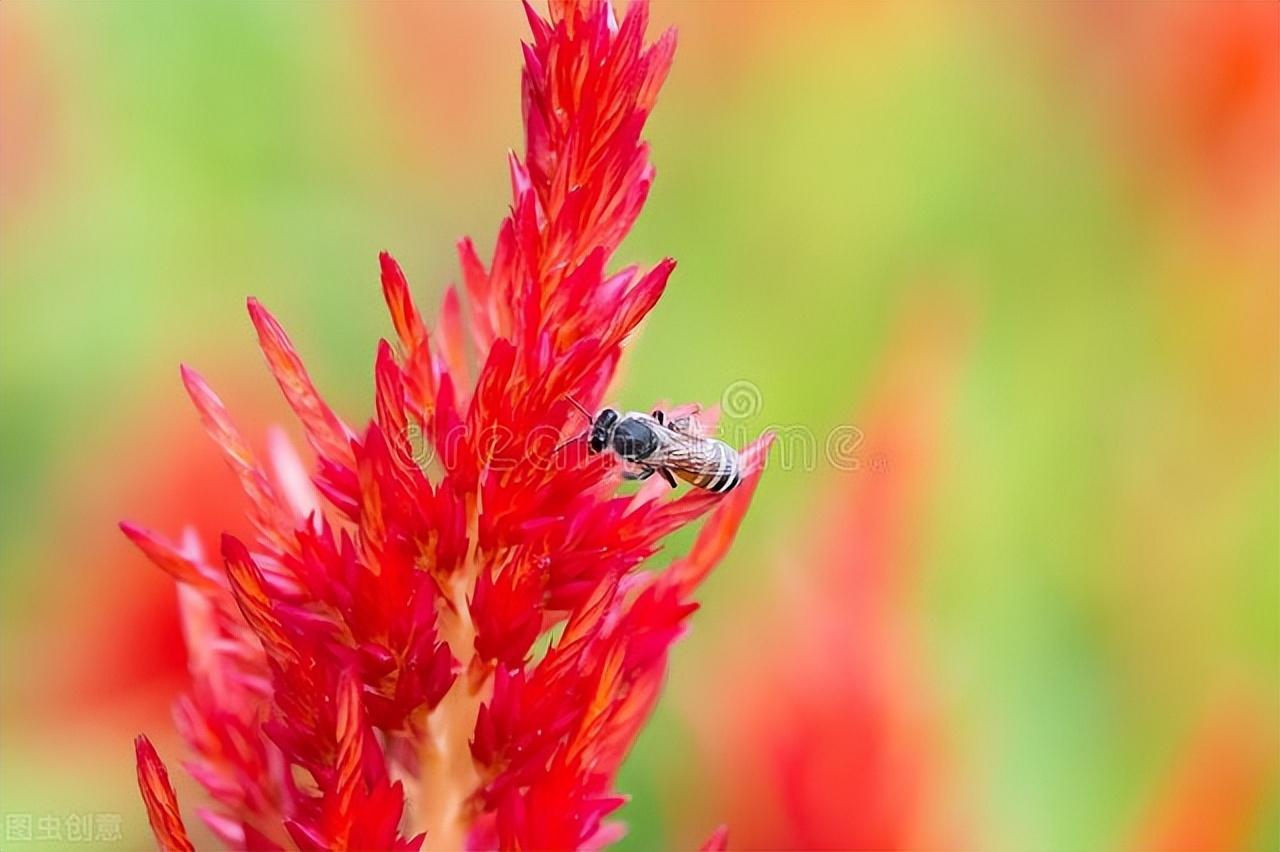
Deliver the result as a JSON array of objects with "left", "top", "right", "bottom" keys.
[{"left": 566, "top": 400, "right": 742, "bottom": 493}]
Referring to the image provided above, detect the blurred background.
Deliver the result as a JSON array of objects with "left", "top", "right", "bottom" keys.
[{"left": 1, "top": 1, "right": 1276, "bottom": 849}]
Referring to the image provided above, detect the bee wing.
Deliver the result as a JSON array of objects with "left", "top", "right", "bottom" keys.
[{"left": 644, "top": 426, "right": 724, "bottom": 476}]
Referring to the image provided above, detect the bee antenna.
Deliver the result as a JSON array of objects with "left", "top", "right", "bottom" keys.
[
  {"left": 551, "top": 434, "right": 580, "bottom": 455},
  {"left": 551, "top": 395, "right": 593, "bottom": 457},
  {"left": 564, "top": 395, "right": 593, "bottom": 422}
]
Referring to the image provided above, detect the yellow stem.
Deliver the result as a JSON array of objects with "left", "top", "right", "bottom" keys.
[{"left": 416, "top": 501, "right": 489, "bottom": 850}]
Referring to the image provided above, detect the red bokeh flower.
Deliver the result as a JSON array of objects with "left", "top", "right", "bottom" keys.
[
  {"left": 1125, "top": 693, "right": 1278, "bottom": 852},
  {"left": 123, "top": 1, "right": 770, "bottom": 849},
  {"left": 687, "top": 303, "right": 969, "bottom": 850}
]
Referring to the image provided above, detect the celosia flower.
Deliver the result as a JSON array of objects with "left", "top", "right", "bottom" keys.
[{"left": 122, "top": 1, "right": 770, "bottom": 850}]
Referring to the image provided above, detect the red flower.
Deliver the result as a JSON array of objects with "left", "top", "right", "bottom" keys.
[{"left": 125, "top": 1, "right": 770, "bottom": 849}]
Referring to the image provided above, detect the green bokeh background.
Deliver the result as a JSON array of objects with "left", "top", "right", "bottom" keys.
[{"left": 1, "top": 2, "right": 1276, "bottom": 850}]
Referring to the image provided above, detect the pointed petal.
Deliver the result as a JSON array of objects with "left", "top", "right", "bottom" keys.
[
  {"left": 639, "top": 28, "right": 677, "bottom": 109},
  {"left": 458, "top": 237, "right": 496, "bottom": 347},
  {"left": 135, "top": 735, "right": 196, "bottom": 852},
  {"left": 120, "top": 521, "right": 219, "bottom": 592},
  {"left": 522, "top": 0, "right": 552, "bottom": 50},
  {"left": 267, "top": 426, "right": 321, "bottom": 522},
  {"left": 247, "top": 298, "right": 355, "bottom": 467},
  {"left": 374, "top": 339, "right": 411, "bottom": 462},
  {"left": 436, "top": 286, "right": 471, "bottom": 391},
  {"left": 331, "top": 671, "right": 365, "bottom": 840},
  {"left": 603, "top": 257, "right": 673, "bottom": 349},
  {"left": 180, "top": 364, "right": 293, "bottom": 551},
  {"left": 222, "top": 533, "right": 296, "bottom": 666},
  {"left": 379, "top": 251, "right": 429, "bottom": 353}
]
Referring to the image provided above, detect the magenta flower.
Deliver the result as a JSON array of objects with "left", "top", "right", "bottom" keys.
[{"left": 123, "top": 1, "right": 771, "bottom": 849}]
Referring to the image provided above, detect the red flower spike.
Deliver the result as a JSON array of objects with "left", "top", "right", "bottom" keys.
[
  {"left": 135, "top": 735, "right": 196, "bottom": 852},
  {"left": 124, "top": 2, "right": 765, "bottom": 849}
]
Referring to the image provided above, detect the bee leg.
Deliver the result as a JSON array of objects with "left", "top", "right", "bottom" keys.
[
  {"left": 651, "top": 409, "right": 665, "bottom": 425},
  {"left": 666, "top": 406, "right": 703, "bottom": 436},
  {"left": 623, "top": 465, "right": 655, "bottom": 481},
  {"left": 659, "top": 467, "right": 678, "bottom": 489},
  {"left": 668, "top": 416, "right": 696, "bottom": 436}
]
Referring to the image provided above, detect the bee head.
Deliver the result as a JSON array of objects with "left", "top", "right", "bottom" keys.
[{"left": 589, "top": 408, "right": 618, "bottom": 453}]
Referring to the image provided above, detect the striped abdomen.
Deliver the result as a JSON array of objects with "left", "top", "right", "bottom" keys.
[{"left": 672, "top": 439, "right": 741, "bottom": 493}]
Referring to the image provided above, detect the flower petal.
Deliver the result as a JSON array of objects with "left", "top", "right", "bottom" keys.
[
  {"left": 379, "top": 251, "right": 429, "bottom": 353},
  {"left": 247, "top": 298, "right": 355, "bottom": 469},
  {"left": 180, "top": 364, "right": 294, "bottom": 552},
  {"left": 135, "top": 735, "right": 196, "bottom": 852},
  {"left": 119, "top": 521, "right": 220, "bottom": 592}
]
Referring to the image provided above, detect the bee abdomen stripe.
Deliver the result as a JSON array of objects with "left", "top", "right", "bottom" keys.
[
  {"left": 711, "top": 470, "right": 739, "bottom": 492},
  {"left": 707, "top": 443, "right": 740, "bottom": 493}
]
